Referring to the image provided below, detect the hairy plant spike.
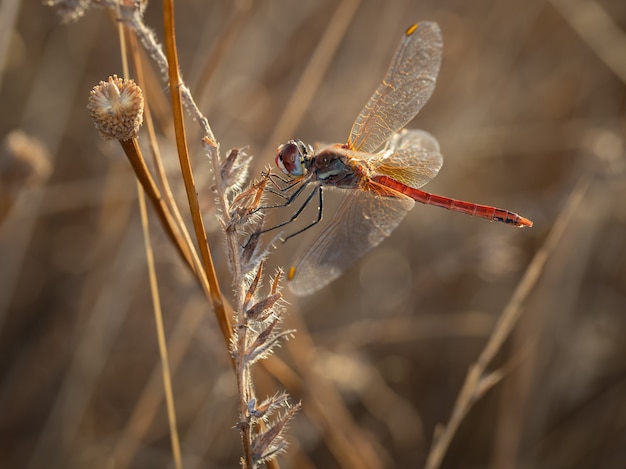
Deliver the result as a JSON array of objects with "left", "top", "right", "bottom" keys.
[
  {"left": 246, "top": 293, "right": 282, "bottom": 321},
  {"left": 248, "top": 318, "right": 279, "bottom": 351},
  {"left": 244, "top": 261, "right": 265, "bottom": 308},
  {"left": 221, "top": 147, "right": 240, "bottom": 181},
  {"left": 250, "top": 392, "right": 290, "bottom": 420},
  {"left": 221, "top": 147, "right": 254, "bottom": 197},
  {"left": 246, "top": 327, "right": 295, "bottom": 365},
  {"left": 251, "top": 404, "right": 301, "bottom": 465},
  {"left": 241, "top": 230, "right": 263, "bottom": 268}
]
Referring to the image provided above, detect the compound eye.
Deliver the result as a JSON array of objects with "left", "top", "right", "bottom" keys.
[{"left": 275, "top": 141, "right": 304, "bottom": 176}]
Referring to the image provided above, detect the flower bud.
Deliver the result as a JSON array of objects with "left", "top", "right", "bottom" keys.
[{"left": 87, "top": 75, "right": 143, "bottom": 141}]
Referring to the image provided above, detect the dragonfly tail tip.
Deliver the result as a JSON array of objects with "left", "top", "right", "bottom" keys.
[{"left": 518, "top": 216, "right": 533, "bottom": 228}]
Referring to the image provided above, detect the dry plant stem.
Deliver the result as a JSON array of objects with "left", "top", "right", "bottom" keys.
[
  {"left": 124, "top": 26, "right": 236, "bottom": 345},
  {"left": 128, "top": 3, "right": 293, "bottom": 466},
  {"left": 118, "top": 21, "right": 183, "bottom": 468},
  {"left": 119, "top": 138, "right": 195, "bottom": 271},
  {"left": 160, "top": 5, "right": 265, "bottom": 466},
  {"left": 124, "top": 4, "right": 289, "bottom": 465},
  {"left": 117, "top": 13, "right": 130, "bottom": 78},
  {"left": 109, "top": 301, "right": 205, "bottom": 469},
  {"left": 425, "top": 177, "right": 591, "bottom": 469},
  {"left": 162, "top": 0, "right": 232, "bottom": 346},
  {"left": 234, "top": 275, "right": 253, "bottom": 468},
  {"left": 114, "top": 28, "right": 242, "bottom": 467},
  {"left": 137, "top": 183, "right": 183, "bottom": 469},
  {"left": 121, "top": 0, "right": 234, "bottom": 346},
  {"left": 128, "top": 31, "right": 189, "bottom": 240},
  {"left": 125, "top": 4, "right": 216, "bottom": 144}
]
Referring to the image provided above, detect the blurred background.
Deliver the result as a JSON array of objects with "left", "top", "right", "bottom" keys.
[{"left": 1, "top": 0, "right": 625, "bottom": 468}]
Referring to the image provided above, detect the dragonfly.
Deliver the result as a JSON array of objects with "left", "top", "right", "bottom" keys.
[{"left": 265, "top": 22, "right": 532, "bottom": 296}]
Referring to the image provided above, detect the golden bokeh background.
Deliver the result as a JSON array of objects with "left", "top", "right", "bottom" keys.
[{"left": 1, "top": 0, "right": 625, "bottom": 468}]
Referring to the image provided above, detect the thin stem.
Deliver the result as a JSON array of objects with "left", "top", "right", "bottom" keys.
[
  {"left": 122, "top": 4, "right": 291, "bottom": 466},
  {"left": 123, "top": 25, "right": 237, "bottom": 363},
  {"left": 119, "top": 23, "right": 182, "bottom": 469},
  {"left": 162, "top": 0, "right": 231, "bottom": 346},
  {"left": 119, "top": 138, "right": 195, "bottom": 273},
  {"left": 127, "top": 30, "right": 198, "bottom": 276},
  {"left": 137, "top": 181, "right": 183, "bottom": 469},
  {"left": 161, "top": 2, "right": 261, "bottom": 466}
]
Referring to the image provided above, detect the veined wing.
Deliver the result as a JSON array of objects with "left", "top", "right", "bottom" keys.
[
  {"left": 348, "top": 22, "right": 443, "bottom": 154},
  {"left": 287, "top": 184, "right": 414, "bottom": 296},
  {"left": 370, "top": 129, "right": 443, "bottom": 189}
]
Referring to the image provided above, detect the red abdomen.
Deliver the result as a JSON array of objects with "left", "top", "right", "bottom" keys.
[{"left": 373, "top": 175, "right": 532, "bottom": 227}]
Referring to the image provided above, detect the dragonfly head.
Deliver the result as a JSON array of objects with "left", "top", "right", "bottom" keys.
[{"left": 275, "top": 140, "right": 311, "bottom": 178}]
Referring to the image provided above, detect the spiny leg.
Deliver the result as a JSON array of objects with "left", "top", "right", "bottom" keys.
[
  {"left": 244, "top": 184, "right": 324, "bottom": 248},
  {"left": 281, "top": 186, "right": 324, "bottom": 243}
]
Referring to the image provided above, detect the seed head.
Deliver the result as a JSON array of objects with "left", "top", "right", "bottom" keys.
[{"left": 87, "top": 75, "right": 144, "bottom": 141}]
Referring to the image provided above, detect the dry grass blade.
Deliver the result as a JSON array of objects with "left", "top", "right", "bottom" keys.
[
  {"left": 161, "top": 0, "right": 232, "bottom": 347},
  {"left": 117, "top": 23, "right": 183, "bottom": 469},
  {"left": 119, "top": 138, "right": 196, "bottom": 271},
  {"left": 137, "top": 184, "right": 182, "bottom": 469},
  {"left": 425, "top": 177, "right": 591, "bottom": 469},
  {"left": 108, "top": 301, "right": 205, "bottom": 469}
]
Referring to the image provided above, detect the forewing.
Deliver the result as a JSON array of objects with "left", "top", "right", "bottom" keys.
[
  {"left": 371, "top": 129, "right": 443, "bottom": 189},
  {"left": 288, "top": 185, "right": 414, "bottom": 296},
  {"left": 348, "top": 22, "right": 443, "bottom": 154}
]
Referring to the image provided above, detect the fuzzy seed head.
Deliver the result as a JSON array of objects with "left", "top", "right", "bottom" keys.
[{"left": 87, "top": 75, "right": 144, "bottom": 141}]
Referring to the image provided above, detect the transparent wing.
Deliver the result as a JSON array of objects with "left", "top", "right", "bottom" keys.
[
  {"left": 370, "top": 129, "right": 443, "bottom": 189},
  {"left": 287, "top": 184, "right": 414, "bottom": 296},
  {"left": 348, "top": 22, "right": 443, "bottom": 154}
]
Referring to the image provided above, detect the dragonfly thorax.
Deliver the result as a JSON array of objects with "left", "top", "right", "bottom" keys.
[{"left": 275, "top": 140, "right": 312, "bottom": 178}]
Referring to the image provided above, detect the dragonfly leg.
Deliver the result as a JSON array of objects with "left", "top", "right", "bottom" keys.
[
  {"left": 281, "top": 186, "right": 324, "bottom": 243},
  {"left": 264, "top": 171, "right": 294, "bottom": 186},
  {"left": 243, "top": 180, "right": 322, "bottom": 250},
  {"left": 256, "top": 178, "right": 310, "bottom": 211},
  {"left": 243, "top": 184, "right": 322, "bottom": 252},
  {"left": 262, "top": 172, "right": 303, "bottom": 200},
  {"left": 255, "top": 184, "right": 321, "bottom": 238}
]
